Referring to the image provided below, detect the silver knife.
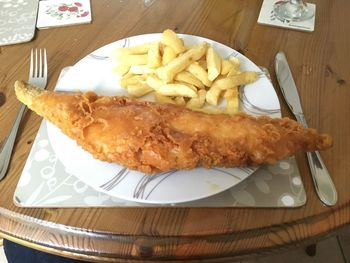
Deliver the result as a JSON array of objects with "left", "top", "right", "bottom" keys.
[{"left": 275, "top": 51, "right": 337, "bottom": 206}]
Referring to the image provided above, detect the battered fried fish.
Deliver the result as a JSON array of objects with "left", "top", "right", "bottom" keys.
[{"left": 15, "top": 80, "right": 332, "bottom": 174}]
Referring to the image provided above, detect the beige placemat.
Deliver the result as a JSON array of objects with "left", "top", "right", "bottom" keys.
[
  {"left": 13, "top": 66, "right": 306, "bottom": 208},
  {"left": 13, "top": 120, "right": 306, "bottom": 208}
]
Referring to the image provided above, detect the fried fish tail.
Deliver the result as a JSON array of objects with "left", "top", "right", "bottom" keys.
[
  {"left": 15, "top": 80, "right": 43, "bottom": 108},
  {"left": 14, "top": 80, "right": 332, "bottom": 174}
]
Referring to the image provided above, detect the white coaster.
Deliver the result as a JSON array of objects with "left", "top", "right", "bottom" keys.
[
  {"left": 258, "top": 0, "right": 316, "bottom": 32},
  {"left": 36, "top": 0, "right": 91, "bottom": 29}
]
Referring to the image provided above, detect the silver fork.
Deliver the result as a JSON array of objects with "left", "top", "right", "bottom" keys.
[{"left": 0, "top": 48, "right": 48, "bottom": 181}]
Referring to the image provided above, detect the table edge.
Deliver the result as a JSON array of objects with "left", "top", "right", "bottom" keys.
[{"left": 0, "top": 203, "right": 350, "bottom": 261}]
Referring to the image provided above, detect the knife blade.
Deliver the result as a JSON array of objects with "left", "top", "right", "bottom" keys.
[{"left": 275, "top": 51, "right": 337, "bottom": 206}]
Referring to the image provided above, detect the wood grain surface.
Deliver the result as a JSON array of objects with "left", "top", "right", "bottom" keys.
[{"left": 0, "top": 0, "right": 349, "bottom": 262}]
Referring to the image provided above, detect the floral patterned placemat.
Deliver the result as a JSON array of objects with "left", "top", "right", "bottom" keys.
[{"left": 0, "top": 0, "right": 39, "bottom": 46}]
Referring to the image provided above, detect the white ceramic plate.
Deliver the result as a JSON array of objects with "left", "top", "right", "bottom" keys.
[{"left": 47, "top": 33, "right": 281, "bottom": 204}]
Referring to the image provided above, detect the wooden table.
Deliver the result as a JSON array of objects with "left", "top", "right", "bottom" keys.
[{"left": 0, "top": 0, "right": 349, "bottom": 262}]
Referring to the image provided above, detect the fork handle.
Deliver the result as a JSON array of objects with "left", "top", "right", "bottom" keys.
[{"left": 0, "top": 104, "right": 26, "bottom": 180}]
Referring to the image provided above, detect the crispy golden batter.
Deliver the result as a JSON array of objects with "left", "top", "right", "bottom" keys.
[{"left": 15, "top": 80, "right": 332, "bottom": 174}]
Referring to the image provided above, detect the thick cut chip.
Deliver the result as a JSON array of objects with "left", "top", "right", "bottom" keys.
[
  {"left": 157, "top": 83, "right": 198, "bottom": 98},
  {"left": 175, "top": 71, "right": 205, "bottom": 89},
  {"left": 187, "top": 89, "right": 206, "bottom": 109},
  {"left": 206, "top": 47, "right": 221, "bottom": 81},
  {"left": 186, "top": 62, "right": 212, "bottom": 87},
  {"left": 129, "top": 65, "right": 155, "bottom": 75},
  {"left": 146, "top": 75, "right": 164, "bottom": 91},
  {"left": 221, "top": 60, "right": 234, "bottom": 75},
  {"left": 154, "top": 93, "right": 176, "bottom": 104},
  {"left": 120, "top": 74, "right": 146, "bottom": 87},
  {"left": 225, "top": 87, "right": 239, "bottom": 114},
  {"left": 118, "top": 54, "right": 148, "bottom": 65},
  {"left": 206, "top": 81, "right": 222, "bottom": 106},
  {"left": 112, "top": 42, "right": 153, "bottom": 57},
  {"left": 162, "top": 46, "right": 177, "bottom": 65},
  {"left": 156, "top": 43, "right": 207, "bottom": 83},
  {"left": 147, "top": 42, "right": 162, "bottom": 68},
  {"left": 127, "top": 83, "right": 153, "bottom": 97},
  {"left": 217, "top": 72, "right": 258, "bottom": 90},
  {"left": 161, "top": 29, "right": 186, "bottom": 54}
]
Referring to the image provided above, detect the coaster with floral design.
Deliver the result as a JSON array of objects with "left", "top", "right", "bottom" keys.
[{"left": 36, "top": 0, "right": 91, "bottom": 29}]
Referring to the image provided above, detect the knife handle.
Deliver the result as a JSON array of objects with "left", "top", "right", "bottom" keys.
[
  {"left": 306, "top": 151, "right": 337, "bottom": 206},
  {"left": 295, "top": 114, "right": 338, "bottom": 206}
]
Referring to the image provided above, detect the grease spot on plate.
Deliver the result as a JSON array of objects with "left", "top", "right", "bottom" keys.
[{"left": 206, "top": 181, "right": 222, "bottom": 192}]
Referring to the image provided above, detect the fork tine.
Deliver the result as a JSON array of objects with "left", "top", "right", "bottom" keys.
[
  {"left": 34, "top": 48, "right": 38, "bottom": 78},
  {"left": 29, "top": 49, "right": 33, "bottom": 79},
  {"left": 28, "top": 48, "right": 48, "bottom": 88},
  {"left": 39, "top": 49, "right": 42, "bottom": 77},
  {"left": 43, "top": 48, "right": 48, "bottom": 80}
]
